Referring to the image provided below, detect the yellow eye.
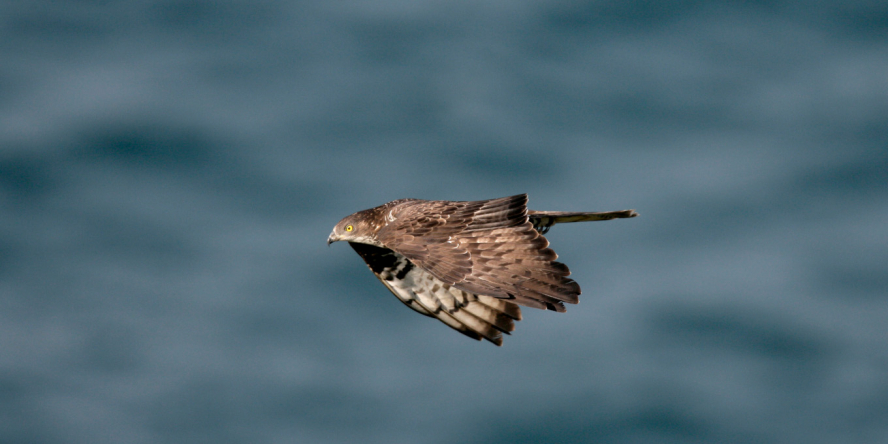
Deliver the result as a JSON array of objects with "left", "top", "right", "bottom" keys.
[{"left": 345, "top": 225, "right": 353, "bottom": 232}]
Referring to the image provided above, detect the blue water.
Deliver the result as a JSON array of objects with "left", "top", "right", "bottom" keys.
[{"left": 2, "top": 1, "right": 886, "bottom": 443}]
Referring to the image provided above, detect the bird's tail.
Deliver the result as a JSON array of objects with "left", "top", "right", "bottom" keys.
[{"left": 528, "top": 209, "right": 638, "bottom": 233}]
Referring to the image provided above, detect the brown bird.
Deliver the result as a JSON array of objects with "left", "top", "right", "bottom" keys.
[{"left": 327, "top": 194, "right": 637, "bottom": 345}]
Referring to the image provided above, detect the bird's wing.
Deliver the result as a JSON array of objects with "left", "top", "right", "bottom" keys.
[
  {"left": 349, "top": 242, "right": 521, "bottom": 346},
  {"left": 377, "top": 194, "right": 580, "bottom": 312},
  {"left": 375, "top": 196, "right": 491, "bottom": 284}
]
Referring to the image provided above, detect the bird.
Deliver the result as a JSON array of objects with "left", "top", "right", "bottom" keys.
[{"left": 327, "top": 194, "right": 637, "bottom": 346}]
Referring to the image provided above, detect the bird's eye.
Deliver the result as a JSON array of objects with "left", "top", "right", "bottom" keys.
[{"left": 345, "top": 225, "right": 353, "bottom": 232}]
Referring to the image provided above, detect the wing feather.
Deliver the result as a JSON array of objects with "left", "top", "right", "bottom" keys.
[
  {"left": 373, "top": 194, "right": 580, "bottom": 313},
  {"left": 349, "top": 242, "right": 522, "bottom": 345}
]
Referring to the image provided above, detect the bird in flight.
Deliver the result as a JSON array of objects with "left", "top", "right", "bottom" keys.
[{"left": 327, "top": 194, "right": 637, "bottom": 345}]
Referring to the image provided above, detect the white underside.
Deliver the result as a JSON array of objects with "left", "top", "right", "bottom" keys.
[{"left": 376, "top": 252, "right": 515, "bottom": 341}]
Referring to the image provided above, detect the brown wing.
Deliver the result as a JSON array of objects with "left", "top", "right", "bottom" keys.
[
  {"left": 375, "top": 198, "right": 481, "bottom": 283},
  {"left": 377, "top": 194, "right": 579, "bottom": 312}
]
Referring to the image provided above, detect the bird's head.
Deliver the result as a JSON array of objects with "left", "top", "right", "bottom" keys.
[{"left": 327, "top": 212, "right": 381, "bottom": 246}]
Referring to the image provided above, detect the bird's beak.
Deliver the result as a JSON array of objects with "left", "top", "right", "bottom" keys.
[{"left": 327, "top": 231, "right": 337, "bottom": 246}]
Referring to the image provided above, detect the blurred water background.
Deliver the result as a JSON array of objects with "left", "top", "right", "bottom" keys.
[{"left": 2, "top": 1, "right": 887, "bottom": 443}]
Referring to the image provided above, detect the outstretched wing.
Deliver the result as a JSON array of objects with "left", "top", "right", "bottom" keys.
[
  {"left": 349, "top": 242, "right": 521, "bottom": 345},
  {"left": 377, "top": 194, "right": 580, "bottom": 312}
]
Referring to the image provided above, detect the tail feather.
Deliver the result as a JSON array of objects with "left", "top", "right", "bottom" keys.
[{"left": 528, "top": 209, "right": 637, "bottom": 233}]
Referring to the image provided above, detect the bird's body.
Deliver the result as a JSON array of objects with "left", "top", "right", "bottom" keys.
[{"left": 327, "top": 194, "right": 637, "bottom": 345}]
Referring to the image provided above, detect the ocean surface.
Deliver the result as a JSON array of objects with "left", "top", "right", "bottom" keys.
[{"left": 2, "top": 1, "right": 886, "bottom": 443}]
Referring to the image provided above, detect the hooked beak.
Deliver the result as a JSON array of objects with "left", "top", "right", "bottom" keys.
[{"left": 327, "top": 231, "right": 338, "bottom": 246}]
